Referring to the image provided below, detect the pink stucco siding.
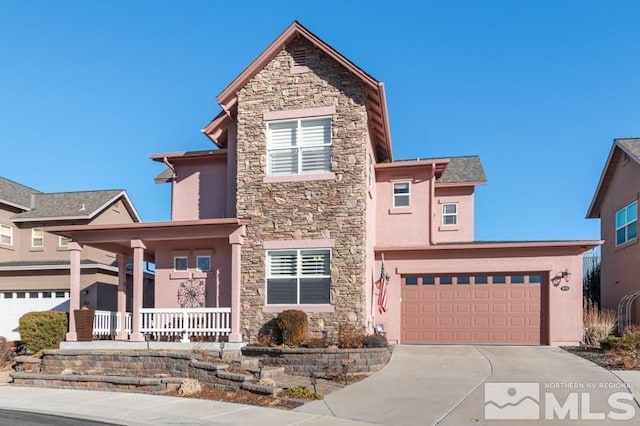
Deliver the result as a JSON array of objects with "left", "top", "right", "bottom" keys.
[
  {"left": 599, "top": 156, "right": 640, "bottom": 320},
  {"left": 374, "top": 245, "right": 586, "bottom": 346},
  {"left": 433, "top": 185, "right": 474, "bottom": 243},
  {"left": 172, "top": 158, "right": 228, "bottom": 220}
]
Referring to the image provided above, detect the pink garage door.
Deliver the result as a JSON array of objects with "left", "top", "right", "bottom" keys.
[{"left": 401, "top": 273, "right": 545, "bottom": 344}]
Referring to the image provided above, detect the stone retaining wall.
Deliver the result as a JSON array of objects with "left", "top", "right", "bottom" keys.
[{"left": 242, "top": 346, "right": 392, "bottom": 376}]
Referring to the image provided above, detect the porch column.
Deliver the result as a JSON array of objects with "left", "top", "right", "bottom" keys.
[
  {"left": 116, "top": 253, "right": 128, "bottom": 341},
  {"left": 66, "top": 242, "right": 83, "bottom": 342},
  {"left": 129, "top": 239, "right": 146, "bottom": 342},
  {"left": 228, "top": 227, "right": 245, "bottom": 343}
]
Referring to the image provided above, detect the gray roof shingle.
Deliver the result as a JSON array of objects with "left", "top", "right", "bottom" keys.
[
  {"left": 437, "top": 156, "right": 486, "bottom": 184},
  {"left": 154, "top": 168, "right": 174, "bottom": 183},
  {"left": 0, "top": 177, "right": 42, "bottom": 209},
  {"left": 13, "top": 190, "right": 124, "bottom": 220}
]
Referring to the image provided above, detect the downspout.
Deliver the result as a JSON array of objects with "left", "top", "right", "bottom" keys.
[
  {"left": 163, "top": 157, "right": 176, "bottom": 220},
  {"left": 429, "top": 163, "right": 436, "bottom": 245}
]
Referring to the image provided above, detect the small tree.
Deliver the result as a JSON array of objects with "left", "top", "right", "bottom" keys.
[
  {"left": 583, "top": 256, "right": 601, "bottom": 308},
  {"left": 276, "top": 310, "right": 308, "bottom": 346}
]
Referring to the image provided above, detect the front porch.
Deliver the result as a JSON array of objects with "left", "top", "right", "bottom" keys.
[
  {"left": 92, "top": 307, "right": 232, "bottom": 343},
  {"left": 45, "top": 219, "right": 249, "bottom": 344}
]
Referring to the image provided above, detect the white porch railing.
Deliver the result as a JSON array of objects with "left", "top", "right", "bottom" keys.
[
  {"left": 93, "top": 310, "right": 132, "bottom": 338},
  {"left": 140, "top": 307, "right": 231, "bottom": 342}
]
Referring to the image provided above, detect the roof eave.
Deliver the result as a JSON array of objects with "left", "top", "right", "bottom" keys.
[
  {"left": 0, "top": 198, "right": 30, "bottom": 211},
  {"left": 587, "top": 141, "right": 623, "bottom": 219},
  {"left": 435, "top": 180, "right": 487, "bottom": 187}
]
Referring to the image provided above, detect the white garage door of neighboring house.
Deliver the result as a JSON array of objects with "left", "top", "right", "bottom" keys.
[
  {"left": 0, "top": 290, "right": 70, "bottom": 341},
  {"left": 401, "top": 273, "right": 545, "bottom": 345}
]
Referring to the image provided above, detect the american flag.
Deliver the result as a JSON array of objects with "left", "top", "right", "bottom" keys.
[{"left": 378, "top": 254, "right": 388, "bottom": 313}]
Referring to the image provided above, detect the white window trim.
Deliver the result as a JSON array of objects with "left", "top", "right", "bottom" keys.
[
  {"left": 265, "top": 248, "right": 332, "bottom": 305},
  {"left": 442, "top": 203, "right": 458, "bottom": 227},
  {"left": 173, "top": 256, "right": 188, "bottom": 272},
  {"left": 0, "top": 224, "right": 13, "bottom": 246},
  {"left": 266, "top": 116, "right": 332, "bottom": 176},
  {"left": 31, "top": 228, "right": 44, "bottom": 248},
  {"left": 616, "top": 200, "right": 638, "bottom": 246},
  {"left": 58, "top": 236, "right": 70, "bottom": 248},
  {"left": 392, "top": 181, "right": 411, "bottom": 208},
  {"left": 196, "top": 255, "right": 211, "bottom": 272}
]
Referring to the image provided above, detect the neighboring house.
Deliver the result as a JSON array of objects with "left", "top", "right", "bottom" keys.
[
  {"left": 0, "top": 176, "right": 147, "bottom": 341},
  {"left": 49, "top": 21, "right": 599, "bottom": 346},
  {"left": 588, "top": 138, "right": 640, "bottom": 322}
]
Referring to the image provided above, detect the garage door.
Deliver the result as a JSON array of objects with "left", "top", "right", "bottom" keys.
[
  {"left": 401, "top": 273, "right": 544, "bottom": 344},
  {"left": 0, "top": 290, "right": 69, "bottom": 341}
]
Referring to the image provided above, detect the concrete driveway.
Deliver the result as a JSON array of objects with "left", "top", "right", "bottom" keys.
[{"left": 297, "top": 345, "right": 640, "bottom": 425}]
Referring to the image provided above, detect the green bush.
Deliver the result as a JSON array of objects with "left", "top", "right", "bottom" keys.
[
  {"left": 277, "top": 310, "right": 308, "bottom": 347},
  {"left": 19, "top": 311, "right": 68, "bottom": 353},
  {"left": 600, "top": 335, "right": 635, "bottom": 353}
]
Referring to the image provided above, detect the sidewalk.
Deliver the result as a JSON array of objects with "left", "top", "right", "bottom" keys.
[{"left": 0, "top": 386, "right": 376, "bottom": 426}]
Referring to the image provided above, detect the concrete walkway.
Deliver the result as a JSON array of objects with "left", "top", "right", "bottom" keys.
[
  {"left": 297, "top": 345, "right": 640, "bottom": 425},
  {"left": 0, "top": 386, "right": 376, "bottom": 425}
]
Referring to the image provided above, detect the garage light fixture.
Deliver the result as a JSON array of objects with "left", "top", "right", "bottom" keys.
[{"left": 560, "top": 269, "right": 571, "bottom": 282}]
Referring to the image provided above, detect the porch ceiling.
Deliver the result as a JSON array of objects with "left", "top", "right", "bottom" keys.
[{"left": 44, "top": 218, "right": 250, "bottom": 259}]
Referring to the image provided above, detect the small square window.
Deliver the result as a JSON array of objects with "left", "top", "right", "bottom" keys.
[
  {"left": 457, "top": 276, "right": 470, "bottom": 285},
  {"left": 59, "top": 236, "right": 70, "bottom": 248},
  {"left": 511, "top": 275, "right": 525, "bottom": 284},
  {"left": 405, "top": 277, "right": 418, "bottom": 285},
  {"left": 196, "top": 256, "right": 211, "bottom": 272},
  {"left": 439, "top": 276, "right": 453, "bottom": 285},
  {"left": 393, "top": 182, "right": 411, "bottom": 208},
  {"left": 616, "top": 201, "right": 638, "bottom": 246},
  {"left": 492, "top": 275, "right": 506, "bottom": 284},
  {"left": 442, "top": 203, "right": 458, "bottom": 226},
  {"left": 31, "top": 228, "right": 44, "bottom": 248},
  {"left": 0, "top": 224, "right": 13, "bottom": 246},
  {"left": 16, "top": 292, "right": 25, "bottom": 299},
  {"left": 55, "top": 291, "right": 65, "bottom": 298},
  {"left": 529, "top": 275, "right": 543, "bottom": 284},
  {"left": 29, "top": 292, "right": 39, "bottom": 299},
  {"left": 3, "top": 292, "right": 13, "bottom": 299},
  {"left": 474, "top": 275, "right": 488, "bottom": 285},
  {"left": 422, "top": 276, "right": 435, "bottom": 285},
  {"left": 174, "top": 256, "right": 188, "bottom": 272},
  {"left": 42, "top": 292, "right": 52, "bottom": 298}
]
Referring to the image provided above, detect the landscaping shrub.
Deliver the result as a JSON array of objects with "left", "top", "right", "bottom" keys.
[
  {"left": 0, "top": 336, "right": 13, "bottom": 369},
  {"left": 363, "top": 333, "right": 388, "bottom": 348},
  {"left": 623, "top": 325, "right": 640, "bottom": 348},
  {"left": 583, "top": 301, "right": 616, "bottom": 348},
  {"left": 18, "top": 311, "right": 68, "bottom": 353},
  {"left": 600, "top": 335, "right": 636, "bottom": 353},
  {"left": 279, "top": 385, "right": 321, "bottom": 400},
  {"left": 338, "top": 324, "right": 365, "bottom": 348},
  {"left": 303, "top": 338, "right": 326, "bottom": 348},
  {"left": 276, "top": 310, "right": 308, "bottom": 347}
]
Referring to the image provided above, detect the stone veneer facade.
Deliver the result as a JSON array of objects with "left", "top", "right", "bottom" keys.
[{"left": 235, "top": 37, "right": 369, "bottom": 341}]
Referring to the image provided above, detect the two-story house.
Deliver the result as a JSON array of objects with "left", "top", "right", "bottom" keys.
[
  {"left": 588, "top": 138, "right": 640, "bottom": 327},
  {"left": 50, "top": 21, "right": 600, "bottom": 346},
  {"left": 0, "top": 176, "right": 146, "bottom": 341}
]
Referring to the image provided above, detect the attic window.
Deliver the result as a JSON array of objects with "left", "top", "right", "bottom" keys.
[{"left": 291, "top": 48, "right": 308, "bottom": 74}]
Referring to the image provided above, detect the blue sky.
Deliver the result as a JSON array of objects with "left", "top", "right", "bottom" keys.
[{"left": 2, "top": 1, "right": 639, "bottom": 243}]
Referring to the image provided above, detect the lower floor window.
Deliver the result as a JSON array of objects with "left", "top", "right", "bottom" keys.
[{"left": 266, "top": 248, "right": 331, "bottom": 304}]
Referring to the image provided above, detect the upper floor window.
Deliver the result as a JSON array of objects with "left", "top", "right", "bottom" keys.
[
  {"left": 266, "top": 249, "right": 331, "bottom": 305},
  {"left": 59, "top": 236, "right": 70, "bottom": 248},
  {"left": 393, "top": 182, "right": 410, "bottom": 207},
  {"left": 196, "top": 256, "right": 211, "bottom": 272},
  {"left": 267, "top": 118, "right": 332, "bottom": 176},
  {"left": 31, "top": 228, "right": 44, "bottom": 248},
  {"left": 442, "top": 203, "right": 458, "bottom": 226},
  {"left": 616, "top": 200, "right": 638, "bottom": 246},
  {"left": 0, "top": 224, "right": 13, "bottom": 246},
  {"left": 174, "top": 256, "right": 188, "bottom": 272}
]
